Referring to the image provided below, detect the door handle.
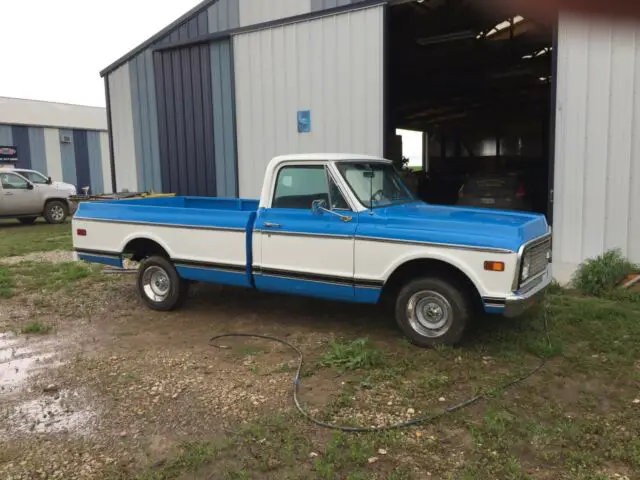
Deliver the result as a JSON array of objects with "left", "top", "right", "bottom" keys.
[
  {"left": 4, "top": 192, "right": 14, "bottom": 196},
  {"left": 263, "top": 222, "right": 281, "bottom": 228}
]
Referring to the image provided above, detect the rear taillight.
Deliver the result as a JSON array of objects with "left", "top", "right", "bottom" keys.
[
  {"left": 516, "top": 184, "right": 526, "bottom": 199},
  {"left": 77, "top": 228, "right": 87, "bottom": 236}
]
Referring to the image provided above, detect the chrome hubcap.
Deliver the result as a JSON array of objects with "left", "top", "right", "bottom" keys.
[
  {"left": 142, "top": 266, "right": 171, "bottom": 302},
  {"left": 406, "top": 291, "right": 453, "bottom": 338},
  {"left": 50, "top": 205, "right": 64, "bottom": 221}
]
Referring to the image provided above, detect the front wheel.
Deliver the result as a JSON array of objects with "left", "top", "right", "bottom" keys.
[
  {"left": 43, "top": 200, "right": 68, "bottom": 224},
  {"left": 137, "top": 256, "right": 189, "bottom": 311},
  {"left": 395, "top": 277, "right": 471, "bottom": 348}
]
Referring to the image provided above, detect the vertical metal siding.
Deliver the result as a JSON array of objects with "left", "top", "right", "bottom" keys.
[
  {"left": 28, "top": 127, "right": 47, "bottom": 175},
  {"left": 238, "top": 0, "right": 311, "bottom": 27},
  {"left": 207, "top": 0, "right": 240, "bottom": 32},
  {"left": 11, "top": 126, "right": 31, "bottom": 169},
  {"left": 73, "top": 130, "right": 91, "bottom": 191},
  {"left": 311, "top": 0, "right": 366, "bottom": 11},
  {"left": 59, "top": 129, "right": 77, "bottom": 186},
  {"left": 86, "top": 131, "right": 105, "bottom": 194},
  {"left": 108, "top": 63, "right": 139, "bottom": 192},
  {"left": 160, "top": 9, "right": 209, "bottom": 44},
  {"left": 130, "top": 50, "right": 162, "bottom": 192},
  {"left": 154, "top": 44, "right": 217, "bottom": 196},
  {"left": 44, "top": 128, "right": 63, "bottom": 182},
  {"left": 0, "top": 125, "right": 12, "bottom": 146},
  {"left": 554, "top": 13, "right": 640, "bottom": 280},
  {"left": 233, "top": 5, "right": 384, "bottom": 197},
  {"left": 99, "top": 132, "right": 112, "bottom": 193},
  {"left": 211, "top": 40, "right": 238, "bottom": 197}
]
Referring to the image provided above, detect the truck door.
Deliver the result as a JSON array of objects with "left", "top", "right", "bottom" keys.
[
  {"left": 256, "top": 164, "right": 357, "bottom": 301},
  {"left": 0, "top": 172, "right": 41, "bottom": 215}
]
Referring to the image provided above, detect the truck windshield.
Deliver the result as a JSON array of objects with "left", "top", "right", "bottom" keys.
[{"left": 336, "top": 162, "right": 416, "bottom": 208}]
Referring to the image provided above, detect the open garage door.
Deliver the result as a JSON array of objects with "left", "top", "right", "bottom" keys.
[{"left": 387, "top": 0, "right": 556, "bottom": 219}]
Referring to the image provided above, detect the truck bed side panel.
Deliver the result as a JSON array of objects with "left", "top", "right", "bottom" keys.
[{"left": 73, "top": 197, "right": 258, "bottom": 288}]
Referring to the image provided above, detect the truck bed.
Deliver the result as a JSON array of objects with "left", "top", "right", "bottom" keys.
[
  {"left": 73, "top": 197, "right": 260, "bottom": 288},
  {"left": 75, "top": 196, "right": 259, "bottom": 229}
]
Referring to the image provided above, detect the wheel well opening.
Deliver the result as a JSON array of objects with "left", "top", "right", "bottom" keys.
[
  {"left": 381, "top": 259, "right": 482, "bottom": 309},
  {"left": 45, "top": 198, "right": 69, "bottom": 206},
  {"left": 123, "top": 238, "right": 169, "bottom": 262}
]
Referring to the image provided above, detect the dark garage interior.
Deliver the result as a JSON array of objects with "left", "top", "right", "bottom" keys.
[{"left": 387, "top": 0, "right": 556, "bottom": 218}]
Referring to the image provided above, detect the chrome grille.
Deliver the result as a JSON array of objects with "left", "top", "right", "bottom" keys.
[{"left": 521, "top": 238, "right": 551, "bottom": 285}]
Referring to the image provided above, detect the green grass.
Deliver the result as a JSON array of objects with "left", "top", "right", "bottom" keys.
[
  {"left": 0, "top": 261, "right": 102, "bottom": 299},
  {"left": 20, "top": 322, "right": 52, "bottom": 334},
  {"left": 572, "top": 249, "right": 638, "bottom": 296},
  {"left": 319, "top": 338, "right": 387, "bottom": 372},
  {"left": 0, "top": 265, "right": 13, "bottom": 298},
  {"left": 0, "top": 220, "right": 72, "bottom": 257}
]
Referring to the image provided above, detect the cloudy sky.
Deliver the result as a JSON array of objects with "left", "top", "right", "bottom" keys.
[
  {"left": 1, "top": 0, "right": 423, "bottom": 163},
  {"left": 1, "top": 0, "right": 202, "bottom": 107}
]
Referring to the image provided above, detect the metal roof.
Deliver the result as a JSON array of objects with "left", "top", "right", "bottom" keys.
[{"left": 100, "top": 0, "right": 219, "bottom": 77}]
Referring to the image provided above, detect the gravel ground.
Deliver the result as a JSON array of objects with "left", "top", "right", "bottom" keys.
[{"left": 0, "top": 270, "right": 400, "bottom": 479}]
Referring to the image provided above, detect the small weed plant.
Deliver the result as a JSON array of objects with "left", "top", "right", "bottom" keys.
[
  {"left": 572, "top": 249, "right": 637, "bottom": 297},
  {"left": 319, "top": 338, "right": 386, "bottom": 372}
]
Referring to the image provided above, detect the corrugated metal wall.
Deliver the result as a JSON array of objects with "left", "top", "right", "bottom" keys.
[
  {"left": 233, "top": 5, "right": 385, "bottom": 197},
  {"left": 107, "top": 0, "right": 240, "bottom": 196},
  {"left": 553, "top": 13, "right": 640, "bottom": 281},
  {"left": 0, "top": 123, "right": 110, "bottom": 194},
  {"left": 154, "top": 43, "right": 217, "bottom": 196}
]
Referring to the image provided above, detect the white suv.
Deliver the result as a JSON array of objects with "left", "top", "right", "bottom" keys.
[{"left": 0, "top": 168, "right": 77, "bottom": 224}]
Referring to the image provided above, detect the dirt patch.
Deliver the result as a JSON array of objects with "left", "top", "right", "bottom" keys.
[{"left": 1, "top": 250, "right": 74, "bottom": 265}]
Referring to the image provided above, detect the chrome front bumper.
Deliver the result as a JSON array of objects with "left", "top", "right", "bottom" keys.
[{"left": 503, "top": 269, "right": 551, "bottom": 318}]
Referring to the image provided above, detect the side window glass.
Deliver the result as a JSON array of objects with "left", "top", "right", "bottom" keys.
[
  {"left": 273, "top": 166, "right": 329, "bottom": 209},
  {"left": 1, "top": 173, "right": 29, "bottom": 190},
  {"left": 327, "top": 173, "right": 350, "bottom": 210}
]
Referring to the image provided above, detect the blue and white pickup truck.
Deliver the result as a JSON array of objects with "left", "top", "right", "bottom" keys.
[{"left": 72, "top": 154, "right": 552, "bottom": 347}]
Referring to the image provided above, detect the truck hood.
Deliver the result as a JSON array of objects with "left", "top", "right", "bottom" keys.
[{"left": 372, "top": 202, "right": 549, "bottom": 252}]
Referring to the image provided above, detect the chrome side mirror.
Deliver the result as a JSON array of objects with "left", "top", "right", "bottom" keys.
[
  {"left": 311, "top": 199, "right": 352, "bottom": 223},
  {"left": 311, "top": 199, "right": 328, "bottom": 215}
]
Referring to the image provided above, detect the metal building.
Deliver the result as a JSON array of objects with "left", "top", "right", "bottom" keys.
[
  {"left": 0, "top": 97, "right": 112, "bottom": 195},
  {"left": 101, "top": 0, "right": 640, "bottom": 282}
]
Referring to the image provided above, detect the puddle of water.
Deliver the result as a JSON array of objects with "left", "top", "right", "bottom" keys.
[
  {"left": 0, "top": 332, "right": 62, "bottom": 394},
  {"left": 1, "top": 389, "right": 98, "bottom": 439}
]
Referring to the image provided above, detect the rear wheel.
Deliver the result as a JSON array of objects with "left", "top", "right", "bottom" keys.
[
  {"left": 18, "top": 217, "right": 37, "bottom": 225},
  {"left": 395, "top": 277, "right": 471, "bottom": 348},
  {"left": 43, "top": 200, "right": 68, "bottom": 224},
  {"left": 137, "top": 256, "right": 189, "bottom": 311}
]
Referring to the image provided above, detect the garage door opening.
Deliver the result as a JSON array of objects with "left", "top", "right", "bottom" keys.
[{"left": 387, "top": 0, "right": 556, "bottom": 218}]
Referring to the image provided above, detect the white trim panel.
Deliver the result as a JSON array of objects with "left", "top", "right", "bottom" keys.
[
  {"left": 43, "top": 128, "right": 63, "bottom": 183},
  {"left": 73, "top": 220, "right": 247, "bottom": 268},
  {"left": 238, "top": 0, "right": 311, "bottom": 27},
  {"left": 553, "top": 13, "right": 640, "bottom": 272},
  {"left": 0, "top": 97, "right": 107, "bottom": 131},
  {"left": 108, "top": 63, "right": 139, "bottom": 193},
  {"left": 234, "top": 5, "right": 385, "bottom": 197},
  {"left": 99, "top": 132, "right": 113, "bottom": 194}
]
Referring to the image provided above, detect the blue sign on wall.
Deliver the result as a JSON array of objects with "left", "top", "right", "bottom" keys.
[{"left": 297, "top": 110, "right": 311, "bottom": 133}]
